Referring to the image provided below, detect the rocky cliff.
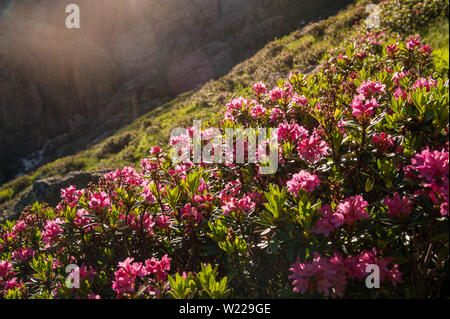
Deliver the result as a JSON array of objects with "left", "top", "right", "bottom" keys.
[{"left": 0, "top": 0, "right": 352, "bottom": 183}]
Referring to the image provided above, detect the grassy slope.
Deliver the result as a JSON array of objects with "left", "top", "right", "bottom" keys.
[{"left": 1, "top": 0, "right": 448, "bottom": 211}]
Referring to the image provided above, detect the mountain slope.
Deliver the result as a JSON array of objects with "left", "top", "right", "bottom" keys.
[{"left": 0, "top": 0, "right": 352, "bottom": 183}]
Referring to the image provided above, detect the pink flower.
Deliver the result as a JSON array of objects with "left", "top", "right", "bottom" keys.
[
  {"left": 356, "top": 81, "right": 386, "bottom": 98},
  {"left": 290, "top": 249, "right": 402, "bottom": 297},
  {"left": 406, "top": 36, "right": 422, "bottom": 51},
  {"left": 407, "top": 148, "right": 449, "bottom": 182},
  {"left": 373, "top": 132, "right": 397, "bottom": 153},
  {"left": 74, "top": 209, "right": 91, "bottom": 228},
  {"left": 236, "top": 195, "right": 256, "bottom": 212},
  {"left": 292, "top": 94, "right": 308, "bottom": 107},
  {"left": 4, "top": 277, "right": 19, "bottom": 290},
  {"left": 311, "top": 204, "right": 344, "bottom": 237},
  {"left": 337, "top": 195, "right": 370, "bottom": 223},
  {"left": 351, "top": 95, "right": 381, "bottom": 120},
  {"left": 392, "top": 71, "right": 407, "bottom": 84},
  {"left": 253, "top": 82, "right": 267, "bottom": 96},
  {"left": 180, "top": 203, "right": 204, "bottom": 223},
  {"left": 11, "top": 247, "right": 35, "bottom": 262},
  {"left": 269, "top": 87, "right": 284, "bottom": 101},
  {"left": 127, "top": 212, "right": 155, "bottom": 234},
  {"left": 12, "top": 220, "right": 27, "bottom": 234},
  {"left": 141, "top": 158, "right": 159, "bottom": 172},
  {"left": 142, "top": 185, "right": 157, "bottom": 203},
  {"left": 383, "top": 193, "right": 414, "bottom": 219},
  {"left": 286, "top": 170, "right": 321, "bottom": 195},
  {"left": 225, "top": 97, "right": 248, "bottom": 121},
  {"left": 112, "top": 258, "right": 146, "bottom": 296},
  {"left": 221, "top": 195, "right": 255, "bottom": 215},
  {"left": 269, "top": 108, "right": 285, "bottom": 123},
  {"left": 150, "top": 146, "right": 163, "bottom": 155},
  {"left": 144, "top": 254, "right": 171, "bottom": 281},
  {"left": 155, "top": 215, "right": 172, "bottom": 229},
  {"left": 289, "top": 252, "right": 348, "bottom": 297},
  {"left": 250, "top": 104, "right": 266, "bottom": 118},
  {"left": 297, "top": 132, "right": 329, "bottom": 164},
  {"left": 406, "top": 148, "right": 449, "bottom": 216},
  {"left": 0, "top": 260, "right": 13, "bottom": 279},
  {"left": 88, "top": 192, "right": 111, "bottom": 211},
  {"left": 412, "top": 77, "right": 437, "bottom": 92},
  {"left": 277, "top": 122, "right": 308, "bottom": 142},
  {"left": 394, "top": 87, "right": 407, "bottom": 100},
  {"left": 42, "top": 219, "right": 64, "bottom": 248},
  {"left": 418, "top": 44, "right": 432, "bottom": 55},
  {"left": 61, "top": 185, "right": 80, "bottom": 207},
  {"left": 386, "top": 42, "right": 399, "bottom": 55}
]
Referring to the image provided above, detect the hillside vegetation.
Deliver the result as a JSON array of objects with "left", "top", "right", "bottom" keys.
[{"left": 0, "top": 0, "right": 448, "bottom": 299}]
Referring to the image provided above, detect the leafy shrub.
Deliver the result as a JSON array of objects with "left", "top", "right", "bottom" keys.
[{"left": 0, "top": 0, "right": 448, "bottom": 299}]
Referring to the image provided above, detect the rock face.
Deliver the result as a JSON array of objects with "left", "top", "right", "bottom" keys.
[{"left": 0, "top": 0, "right": 353, "bottom": 183}]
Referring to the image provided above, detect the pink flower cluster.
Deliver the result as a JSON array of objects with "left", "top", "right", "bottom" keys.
[
  {"left": 88, "top": 191, "right": 111, "bottom": 212},
  {"left": 337, "top": 195, "right": 370, "bottom": 223},
  {"left": 412, "top": 77, "right": 437, "bottom": 92},
  {"left": 126, "top": 212, "right": 155, "bottom": 235},
  {"left": 0, "top": 260, "right": 20, "bottom": 295},
  {"left": 104, "top": 166, "right": 144, "bottom": 187},
  {"left": 350, "top": 80, "right": 385, "bottom": 121},
  {"left": 383, "top": 193, "right": 414, "bottom": 219},
  {"left": 74, "top": 209, "right": 92, "bottom": 228},
  {"left": 42, "top": 218, "right": 64, "bottom": 248},
  {"left": 289, "top": 249, "right": 402, "bottom": 297},
  {"left": 297, "top": 131, "right": 330, "bottom": 164},
  {"left": 373, "top": 132, "right": 397, "bottom": 153},
  {"left": 180, "top": 203, "right": 204, "bottom": 224},
  {"left": 286, "top": 170, "right": 320, "bottom": 195},
  {"left": 312, "top": 196, "right": 370, "bottom": 237},
  {"left": 253, "top": 82, "right": 267, "bottom": 96},
  {"left": 351, "top": 95, "right": 381, "bottom": 121},
  {"left": 276, "top": 122, "right": 308, "bottom": 143},
  {"left": 311, "top": 204, "right": 344, "bottom": 237},
  {"left": 357, "top": 80, "right": 386, "bottom": 98},
  {"left": 61, "top": 186, "right": 84, "bottom": 208},
  {"left": 112, "top": 255, "right": 171, "bottom": 297},
  {"left": 221, "top": 195, "right": 256, "bottom": 215},
  {"left": 406, "top": 148, "right": 449, "bottom": 216},
  {"left": 11, "top": 247, "right": 35, "bottom": 262}
]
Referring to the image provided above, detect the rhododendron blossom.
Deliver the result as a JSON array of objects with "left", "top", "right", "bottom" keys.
[
  {"left": 412, "top": 77, "right": 437, "bottom": 92},
  {"left": 112, "top": 258, "right": 146, "bottom": 296},
  {"left": 88, "top": 192, "right": 111, "bottom": 211},
  {"left": 42, "top": 219, "right": 64, "bottom": 248},
  {"left": 286, "top": 170, "right": 320, "bottom": 195},
  {"left": 356, "top": 80, "right": 386, "bottom": 98},
  {"left": 253, "top": 82, "right": 267, "bottom": 96},
  {"left": 337, "top": 195, "right": 370, "bottom": 223},
  {"left": 290, "top": 249, "right": 402, "bottom": 297},
  {"left": 351, "top": 95, "right": 381, "bottom": 120},
  {"left": 311, "top": 204, "right": 344, "bottom": 237},
  {"left": 383, "top": 193, "right": 414, "bottom": 219},
  {"left": 297, "top": 132, "right": 329, "bottom": 164}
]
